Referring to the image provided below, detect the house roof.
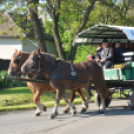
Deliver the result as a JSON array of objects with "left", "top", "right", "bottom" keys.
[
  {"left": 73, "top": 24, "right": 134, "bottom": 46},
  {"left": 0, "top": 11, "right": 54, "bottom": 41}
]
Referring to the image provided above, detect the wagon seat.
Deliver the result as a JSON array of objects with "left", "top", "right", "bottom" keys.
[{"left": 113, "top": 52, "right": 134, "bottom": 80}]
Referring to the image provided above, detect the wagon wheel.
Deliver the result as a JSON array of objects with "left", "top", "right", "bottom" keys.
[
  {"left": 94, "top": 92, "right": 111, "bottom": 107},
  {"left": 127, "top": 90, "right": 134, "bottom": 109}
]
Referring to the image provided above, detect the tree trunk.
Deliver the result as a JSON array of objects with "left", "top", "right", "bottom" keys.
[
  {"left": 46, "top": 0, "right": 66, "bottom": 60},
  {"left": 69, "top": 0, "right": 97, "bottom": 62},
  {"left": 27, "top": 0, "right": 47, "bottom": 52},
  {"left": 69, "top": 45, "right": 77, "bottom": 63},
  {"left": 53, "top": 16, "right": 66, "bottom": 60}
]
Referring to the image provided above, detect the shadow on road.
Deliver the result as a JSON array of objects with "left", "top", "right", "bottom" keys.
[
  {"left": 38, "top": 105, "right": 134, "bottom": 120},
  {"left": 79, "top": 105, "right": 134, "bottom": 118}
]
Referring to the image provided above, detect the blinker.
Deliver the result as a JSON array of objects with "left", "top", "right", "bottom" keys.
[
  {"left": 33, "top": 54, "right": 41, "bottom": 61},
  {"left": 14, "top": 59, "right": 20, "bottom": 64}
]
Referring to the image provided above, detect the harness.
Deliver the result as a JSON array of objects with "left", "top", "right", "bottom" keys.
[
  {"left": 50, "top": 63, "right": 92, "bottom": 89},
  {"left": 11, "top": 53, "right": 106, "bottom": 89},
  {"left": 27, "top": 53, "right": 92, "bottom": 89}
]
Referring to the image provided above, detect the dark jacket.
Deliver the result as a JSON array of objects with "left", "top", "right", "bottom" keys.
[
  {"left": 97, "top": 47, "right": 114, "bottom": 62},
  {"left": 114, "top": 47, "right": 127, "bottom": 63}
]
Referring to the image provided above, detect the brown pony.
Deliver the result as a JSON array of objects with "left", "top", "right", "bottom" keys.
[
  {"left": 8, "top": 49, "right": 87, "bottom": 116},
  {"left": 21, "top": 48, "right": 110, "bottom": 119}
]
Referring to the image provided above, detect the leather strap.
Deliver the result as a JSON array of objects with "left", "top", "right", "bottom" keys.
[{"left": 50, "top": 75, "right": 92, "bottom": 83}]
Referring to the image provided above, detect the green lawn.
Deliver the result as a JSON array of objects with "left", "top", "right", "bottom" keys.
[
  {"left": 0, "top": 87, "right": 56, "bottom": 106},
  {"left": 0, "top": 87, "right": 94, "bottom": 111},
  {"left": 0, "top": 87, "right": 130, "bottom": 111}
]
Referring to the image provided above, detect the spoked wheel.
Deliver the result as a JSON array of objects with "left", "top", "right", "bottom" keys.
[
  {"left": 94, "top": 92, "right": 111, "bottom": 107},
  {"left": 127, "top": 90, "right": 134, "bottom": 109}
]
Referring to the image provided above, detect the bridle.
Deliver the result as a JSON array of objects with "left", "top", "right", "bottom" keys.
[
  {"left": 11, "top": 53, "right": 24, "bottom": 74},
  {"left": 25, "top": 53, "right": 42, "bottom": 74},
  {"left": 26, "top": 53, "right": 57, "bottom": 75}
]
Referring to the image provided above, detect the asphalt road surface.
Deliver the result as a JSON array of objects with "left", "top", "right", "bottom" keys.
[{"left": 0, "top": 100, "right": 134, "bottom": 134}]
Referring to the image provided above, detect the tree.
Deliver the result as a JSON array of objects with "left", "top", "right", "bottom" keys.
[
  {"left": 44, "top": 0, "right": 98, "bottom": 61},
  {"left": 0, "top": 0, "right": 48, "bottom": 52},
  {"left": 1, "top": 0, "right": 134, "bottom": 62},
  {"left": 45, "top": 0, "right": 66, "bottom": 60},
  {"left": 117, "top": 0, "right": 134, "bottom": 26},
  {"left": 27, "top": 0, "right": 47, "bottom": 52},
  {"left": 68, "top": 0, "right": 97, "bottom": 62},
  {"left": 44, "top": 0, "right": 133, "bottom": 61}
]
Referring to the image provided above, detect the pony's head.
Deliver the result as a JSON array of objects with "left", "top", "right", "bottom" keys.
[
  {"left": 21, "top": 48, "right": 56, "bottom": 75},
  {"left": 8, "top": 49, "right": 29, "bottom": 77}
]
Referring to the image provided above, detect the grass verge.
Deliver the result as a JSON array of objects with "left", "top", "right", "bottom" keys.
[
  {"left": 0, "top": 87, "right": 130, "bottom": 112},
  {"left": 0, "top": 98, "right": 93, "bottom": 111},
  {"left": 0, "top": 87, "right": 95, "bottom": 112}
]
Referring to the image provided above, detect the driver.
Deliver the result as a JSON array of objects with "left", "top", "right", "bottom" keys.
[{"left": 96, "top": 39, "right": 114, "bottom": 69}]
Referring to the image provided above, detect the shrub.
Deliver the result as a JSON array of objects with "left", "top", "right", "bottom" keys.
[
  {"left": 0, "top": 70, "right": 10, "bottom": 88},
  {"left": 0, "top": 70, "right": 27, "bottom": 88}
]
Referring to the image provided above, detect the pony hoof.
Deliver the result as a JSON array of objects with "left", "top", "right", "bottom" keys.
[
  {"left": 63, "top": 110, "right": 69, "bottom": 114},
  {"left": 55, "top": 112, "right": 58, "bottom": 116},
  {"left": 99, "top": 111, "right": 105, "bottom": 114},
  {"left": 80, "top": 107, "right": 87, "bottom": 113},
  {"left": 35, "top": 113, "right": 41, "bottom": 116},
  {"left": 63, "top": 107, "right": 70, "bottom": 114},
  {"left": 73, "top": 106, "right": 76, "bottom": 109},
  {"left": 72, "top": 111, "right": 77, "bottom": 116},
  {"left": 43, "top": 107, "right": 47, "bottom": 112},
  {"left": 49, "top": 114, "right": 55, "bottom": 119},
  {"left": 48, "top": 112, "right": 58, "bottom": 120}
]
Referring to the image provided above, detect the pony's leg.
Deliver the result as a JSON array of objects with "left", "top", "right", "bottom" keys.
[
  {"left": 33, "top": 89, "right": 46, "bottom": 116},
  {"left": 81, "top": 82, "right": 92, "bottom": 113},
  {"left": 98, "top": 90, "right": 106, "bottom": 114},
  {"left": 100, "top": 97, "right": 105, "bottom": 114},
  {"left": 90, "top": 63, "right": 109, "bottom": 114},
  {"left": 63, "top": 89, "right": 76, "bottom": 114},
  {"left": 49, "top": 90, "right": 61, "bottom": 119},
  {"left": 63, "top": 88, "right": 87, "bottom": 114},
  {"left": 27, "top": 84, "right": 43, "bottom": 116},
  {"left": 62, "top": 92, "right": 77, "bottom": 116},
  {"left": 83, "top": 87, "right": 91, "bottom": 112},
  {"left": 75, "top": 88, "right": 89, "bottom": 113},
  {"left": 93, "top": 85, "right": 106, "bottom": 114}
]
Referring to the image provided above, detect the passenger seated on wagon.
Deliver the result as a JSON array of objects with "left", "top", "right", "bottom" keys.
[
  {"left": 126, "top": 41, "right": 134, "bottom": 51},
  {"left": 96, "top": 39, "right": 114, "bottom": 69},
  {"left": 113, "top": 41, "right": 127, "bottom": 63},
  {"left": 121, "top": 43, "right": 126, "bottom": 49}
]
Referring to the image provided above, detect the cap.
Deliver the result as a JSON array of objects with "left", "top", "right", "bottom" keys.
[{"left": 102, "top": 38, "right": 108, "bottom": 43}]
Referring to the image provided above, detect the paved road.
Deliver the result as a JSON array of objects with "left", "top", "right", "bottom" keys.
[{"left": 0, "top": 100, "right": 134, "bottom": 134}]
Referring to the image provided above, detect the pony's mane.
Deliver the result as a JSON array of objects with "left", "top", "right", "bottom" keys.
[
  {"left": 21, "top": 52, "right": 30, "bottom": 54},
  {"left": 41, "top": 52, "right": 56, "bottom": 60}
]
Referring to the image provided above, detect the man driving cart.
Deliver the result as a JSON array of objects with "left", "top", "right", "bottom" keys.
[{"left": 96, "top": 38, "right": 114, "bottom": 69}]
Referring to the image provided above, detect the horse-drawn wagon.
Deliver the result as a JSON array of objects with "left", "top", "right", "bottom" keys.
[
  {"left": 73, "top": 24, "right": 134, "bottom": 108},
  {"left": 3, "top": 24, "right": 134, "bottom": 119}
]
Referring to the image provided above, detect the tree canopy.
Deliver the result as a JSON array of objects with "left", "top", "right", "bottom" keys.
[{"left": 0, "top": 0, "right": 134, "bottom": 62}]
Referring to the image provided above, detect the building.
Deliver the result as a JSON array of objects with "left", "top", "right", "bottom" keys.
[{"left": 0, "top": 11, "right": 57, "bottom": 70}]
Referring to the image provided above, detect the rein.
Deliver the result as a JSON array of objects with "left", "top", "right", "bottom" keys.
[{"left": 50, "top": 75, "right": 92, "bottom": 83}]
